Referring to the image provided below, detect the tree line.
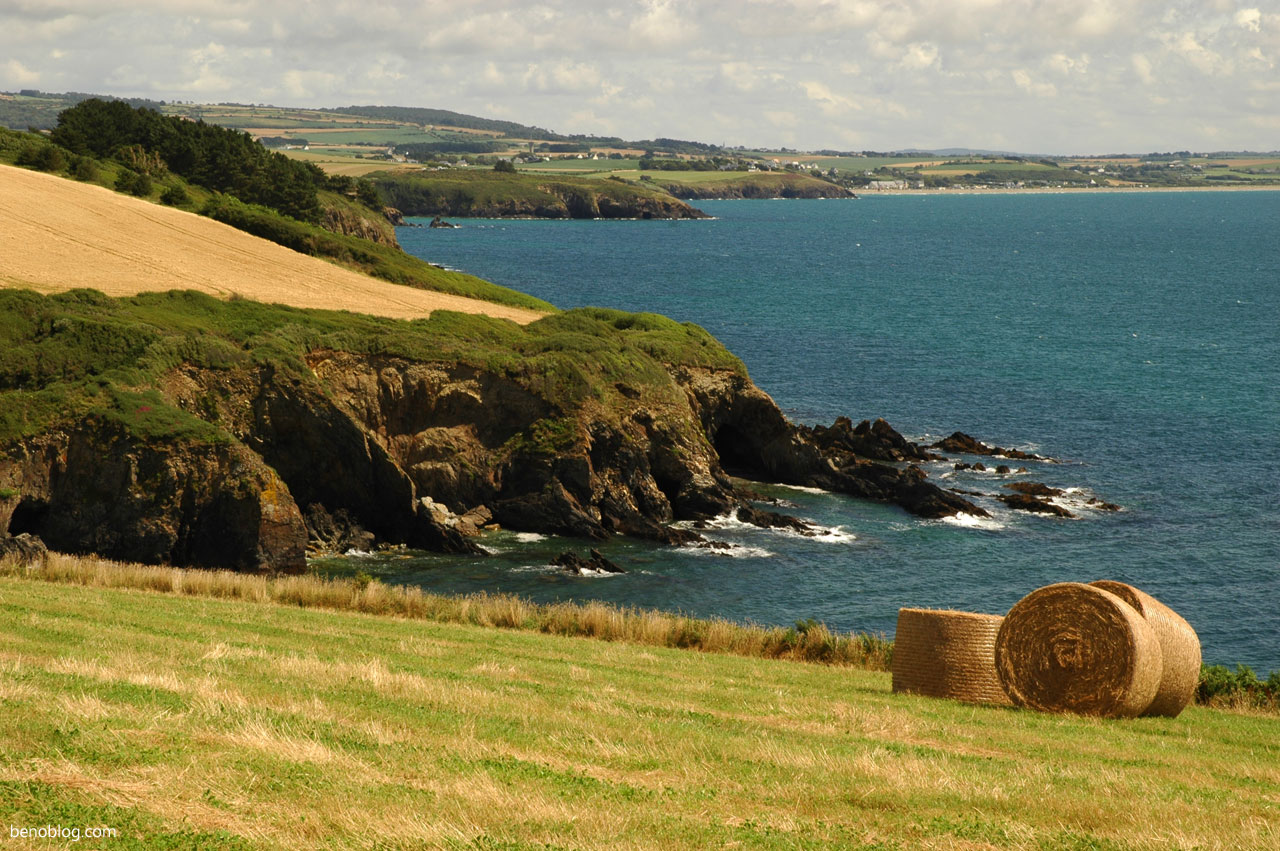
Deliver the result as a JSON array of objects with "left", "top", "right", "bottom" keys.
[{"left": 50, "top": 99, "right": 328, "bottom": 222}]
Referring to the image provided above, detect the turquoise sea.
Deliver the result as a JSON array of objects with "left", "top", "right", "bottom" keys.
[{"left": 343, "top": 193, "right": 1277, "bottom": 670}]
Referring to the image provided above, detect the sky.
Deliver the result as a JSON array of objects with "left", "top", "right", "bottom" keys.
[{"left": 1, "top": 0, "right": 1277, "bottom": 154}]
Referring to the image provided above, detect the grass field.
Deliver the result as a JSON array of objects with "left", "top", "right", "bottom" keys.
[{"left": 1, "top": 563, "right": 1278, "bottom": 849}]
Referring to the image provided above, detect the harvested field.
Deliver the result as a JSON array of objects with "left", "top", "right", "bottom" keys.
[{"left": 0, "top": 164, "right": 545, "bottom": 324}]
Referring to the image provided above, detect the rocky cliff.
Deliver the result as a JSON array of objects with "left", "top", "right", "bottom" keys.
[
  {"left": 664, "top": 173, "right": 857, "bottom": 200},
  {"left": 372, "top": 171, "right": 707, "bottom": 220},
  {"left": 6, "top": 292, "right": 1110, "bottom": 572}
]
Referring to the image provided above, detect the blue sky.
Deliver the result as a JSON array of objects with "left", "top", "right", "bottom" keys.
[{"left": 1, "top": 1, "right": 1276, "bottom": 154}]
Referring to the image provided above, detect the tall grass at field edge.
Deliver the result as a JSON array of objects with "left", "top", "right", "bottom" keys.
[{"left": 0, "top": 552, "right": 892, "bottom": 670}]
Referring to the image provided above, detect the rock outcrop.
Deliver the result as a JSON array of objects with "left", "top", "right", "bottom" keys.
[
  {"left": 321, "top": 203, "right": 400, "bottom": 248},
  {"left": 0, "top": 424, "right": 308, "bottom": 572}
]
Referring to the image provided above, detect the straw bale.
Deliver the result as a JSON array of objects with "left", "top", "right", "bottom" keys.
[
  {"left": 1089, "top": 581, "right": 1201, "bottom": 718},
  {"left": 995, "top": 583, "right": 1163, "bottom": 718},
  {"left": 891, "top": 608, "right": 1012, "bottom": 705}
]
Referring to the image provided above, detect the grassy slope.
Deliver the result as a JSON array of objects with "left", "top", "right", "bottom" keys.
[
  {"left": 370, "top": 169, "right": 697, "bottom": 215},
  {"left": 0, "top": 127, "right": 551, "bottom": 314},
  {"left": 2, "top": 575, "right": 1278, "bottom": 850}
]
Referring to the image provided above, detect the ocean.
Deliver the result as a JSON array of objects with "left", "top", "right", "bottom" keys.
[{"left": 327, "top": 192, "right": 1279, "bottom": 670}]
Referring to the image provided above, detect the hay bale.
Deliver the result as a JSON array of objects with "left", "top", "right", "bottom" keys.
[
  {"left": 891, "top": 608, "right": 1011, "bottom": 705},
  {"left": 995, "top": 583, "right": 1163, "bottom": 718},
  {"left": 1089, "top": 581, "right": 1201, "bottom": 718}
]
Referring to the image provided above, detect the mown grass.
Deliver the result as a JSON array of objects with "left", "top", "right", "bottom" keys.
[{"left": 1, "top": 567, "right": 1278, "bottom": 849}]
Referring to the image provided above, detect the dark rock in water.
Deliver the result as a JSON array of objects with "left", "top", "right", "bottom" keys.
[
  {"left": 954, "top": 462, "right": 972, "bottom": 471},
  {"left": 930, "top": 431, "right": 1052, "bottom": 462},
  {"left": 949, "top": 488, "right": 986, "bottom": 497},
  {"left": 998, "top": 492, "right": 1073, "bottom": 517},
  {"left": 1003, "top": 482, "right": 1065, "bottom": 497},
  {"left": 1086, "top": 497, "right": 1121, "bottom": 511},
  {"left": 735, "top": 505, "right": 812, "bottom": 535},
  {"left": 304, "top": 503, "right": 376, "bottom": 555},
  {"left": 0, "top": 533, "right": 47, "bottom": 565},
  {"left": 971, "top": 462, "right": 987, "bottom": 472},
  {"left": 995, "top": 465, "right": 1011, "bottom": 474},
  {"left": 552, "top": 548, "right": 625, "bottom": 574},
  {"left": 428, "top": 216, "right": 457, "bottom": 228},
  {"left": 801, "top": 416, "right": 940, "bottom": 463}
]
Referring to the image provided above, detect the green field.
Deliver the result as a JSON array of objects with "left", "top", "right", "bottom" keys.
[{"left": 2, "top": 565, "right": 1278, "bottom": 849}]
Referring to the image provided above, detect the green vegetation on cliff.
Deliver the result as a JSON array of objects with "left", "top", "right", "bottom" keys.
[
  {"left": 0, "top": 288, "right": 741, "bottom": 446},
  {"left": 371, "top": 168, "right": 705, "bottom": 219},
  {"left": 1, "top": 573, "right": 1276, "bottom": 849}
]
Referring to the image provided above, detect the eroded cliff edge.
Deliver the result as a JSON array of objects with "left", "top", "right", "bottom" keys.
[{"left": 0, "top": 289, "right": 989, "bottom": 572}]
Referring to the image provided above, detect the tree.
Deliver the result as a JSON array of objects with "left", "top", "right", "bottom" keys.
[{"left": 493, "top": 159, "right": 517, "bottom": 173}]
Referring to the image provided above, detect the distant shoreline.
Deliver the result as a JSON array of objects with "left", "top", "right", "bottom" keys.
[{"left": 859, "top": 184, "right": 1280, "bottom": 197}]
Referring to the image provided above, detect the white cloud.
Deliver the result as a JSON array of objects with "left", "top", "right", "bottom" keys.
[
  {"left": 1132, "top": 53, "right": 1155, "bottom": 84},
  {"left": 800, "top": 80, "right": 858, "bottom": 117},
  {"left": 2, "top": 58, "right": 41, "bottom": 86},
  {"left": 1012, "top": 69, "right": 1057, "bottom": 98},
  {"left": 1235, "top": 8, "right": 1262, "bottom": 32}
]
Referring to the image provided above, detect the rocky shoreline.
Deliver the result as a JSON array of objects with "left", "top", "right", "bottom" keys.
[{"left": 0, "top": 350, "right": 1113, "bottom": 572}]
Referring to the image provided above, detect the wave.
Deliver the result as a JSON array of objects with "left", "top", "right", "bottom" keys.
[
  {"left": 677, "top": 512, "right": 856, "bottom": 543},
  {"left": 680, "top": 541, "right": 777, "bottom": 559},
  {"left": 513, "top": 532, "right": 548, "bottom": 543},
  {"left": 938, "top": 512, "right": 1007, "bottom": 531}
]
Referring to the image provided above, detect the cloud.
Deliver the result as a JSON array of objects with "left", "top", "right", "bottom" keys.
[
  {"left": 2, "top": 58, "right": 41, "bottom": 86},
  {"left": 1235, "top": 8, "right": 1261, "bottom": 32},
  {"left": 0, "top": 0, "right": 1276, "bottom": 152}
]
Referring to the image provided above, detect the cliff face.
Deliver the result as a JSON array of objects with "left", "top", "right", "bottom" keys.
[
  {"left": 320, "top": 201, "right": 400, "bottom": 247},
  {"left": 372, "top": 172, "right": 708, "bottom": 220},
  {"left": 1, "top": 352, "right": 984, "bottom": 570},
  {"left": 664, "top": 175, "right": 857, "bottom": 200},
  {"left": 0, "top": 292, "right": 992, "bottom": 572},
  {"left": 0, "top": 424, "right": 306, "bottom": 572}
]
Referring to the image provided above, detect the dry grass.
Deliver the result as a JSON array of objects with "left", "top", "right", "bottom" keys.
[
  {"left": 0, "top": 163, "right": 545, "bottom": 324},
  {"left": 0, "top": 551, "right": 892, "bottom": 671}
]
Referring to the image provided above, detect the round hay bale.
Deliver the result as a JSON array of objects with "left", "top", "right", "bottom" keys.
[
  {"left": 1089, "top": 581, "right": 1201, "bottom": 718},
  {"left": 891, "top": 608, "right": 1011, "bottom": 705},
  {"left": 995, "top": 583, "right": 1162, "bottom": 718}
]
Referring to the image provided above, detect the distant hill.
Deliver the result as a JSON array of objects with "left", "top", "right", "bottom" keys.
[
  {"left": 0, "top": 90, "right": 165, "bottom": 131},
  {"left": 332, "top": 105, "right": 564, "bottom": 140}
]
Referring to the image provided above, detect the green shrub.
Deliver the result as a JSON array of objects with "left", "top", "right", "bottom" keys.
[
  {"left": 69, "top": 155, "right": 98, "bottom": 181},
  {"left": 160, "top": 184, "right": 190, "bottom": 206},
  {"left": 129, "top": 173, "right": 154, "bottom": 197},
  {"left": 15, "top": 143, "right": 66, "bottom": 173}
]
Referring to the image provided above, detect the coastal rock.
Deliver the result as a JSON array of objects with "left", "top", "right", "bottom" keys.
[
  {"left": 678, "top": 368, "right": 988, "bottom": 520},
  {"left": 1003, "top": 482, "right": 1065, "bottom": 497},
  {"left": 930, "top": 431, "right": 1052, "bottom": 462},
  {"left": 0, "top": 532, "right": 47, "bottom": 565},
  {"left": 801, "top": 416, "right": 940, "bottom": 463},
  {"left": 428, "top": 215, "right": 456, "bottom": 228},
  {"left": 321, "top": 203, "right": 399, "bottom": 248},
  {"left": 736, "top": 505, "right": 813, "bottom": 535},
  {"left": 0, "top": 425, "right": 308, "bottom": 572},
  {"left": 304, "top": 503, "right": 375, "bottom": 555},
  {"left": 552, "top": 548, "right": 625, "bottom": 575},
  {"left": 998, "top": 492, "right": 1074, "bottom": 518}
]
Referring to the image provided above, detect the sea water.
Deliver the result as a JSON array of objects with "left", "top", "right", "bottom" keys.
[{"left": 328, "top": 193, "right": 1279, "bottom": 670}]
